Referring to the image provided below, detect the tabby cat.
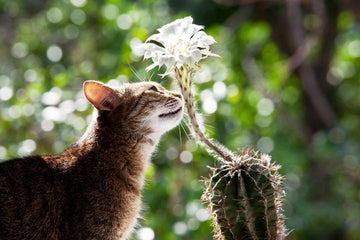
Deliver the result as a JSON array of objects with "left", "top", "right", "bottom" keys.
[{"left": 0, "top": 80, "right": 184, "bottom": 240}]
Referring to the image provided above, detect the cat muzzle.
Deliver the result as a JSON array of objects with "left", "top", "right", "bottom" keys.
[{"left": 158, "top": 106, "right": 183, "bottom": 119}]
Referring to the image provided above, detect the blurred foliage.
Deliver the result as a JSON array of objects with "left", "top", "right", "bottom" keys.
[{"left": 0, "top": 0, "right": 360, "bottom": 239}]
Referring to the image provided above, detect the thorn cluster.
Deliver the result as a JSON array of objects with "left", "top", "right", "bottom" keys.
[{"left": 202, "top": 148, "right": 287, "bottom": 240}]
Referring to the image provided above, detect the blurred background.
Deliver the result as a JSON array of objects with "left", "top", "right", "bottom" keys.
[{"left": 0, "top": 0, "right": 360, "bottom": 239}]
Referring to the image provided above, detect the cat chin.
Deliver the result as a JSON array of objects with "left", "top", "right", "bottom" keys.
[
  {"left": 158, "top": 109, "right": 183, "bottom": 131},
  {"left": 158, "top": 106, "right": 182, "bottom": 118},
  {"left": 148, "top": 109, "right": 183, "bottom": 135}
]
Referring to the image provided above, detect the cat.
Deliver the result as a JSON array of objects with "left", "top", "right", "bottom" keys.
[{"left": 0, "top": 80, "right": 184, "bottom": 240}]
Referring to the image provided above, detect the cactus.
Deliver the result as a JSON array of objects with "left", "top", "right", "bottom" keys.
[{"left": 202, "top": 148, "right": 287, "bottom": 240}]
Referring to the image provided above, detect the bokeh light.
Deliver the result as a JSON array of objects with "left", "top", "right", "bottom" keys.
[
  {"left": 117, "top": 14, "right": 133, "bottom": 30},
  {"left": 47, "top": 8, "right": 63, "bottom": 23},
  {"left": 11, "top": 42, "right": 28, "bottom": 59},
  {"left": 0, "top": 87, "right": 13, "bottom": 101},
  {"left": 70, "top": 0, "right": 87, "bottom": 8},
  {"left": 47, "top": 45, "right": 63, "bottom": 62},
  {"left": 136, "top": 227, "right": 155, "bottom": 240}
]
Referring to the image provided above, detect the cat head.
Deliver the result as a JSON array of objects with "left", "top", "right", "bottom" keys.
[{"left": 83, "top": 80, "right": 184, "bottom": 135}]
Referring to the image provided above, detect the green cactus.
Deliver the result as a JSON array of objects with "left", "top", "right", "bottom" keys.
[{"left": 202, "top": 148, "right": 287, "bottom": 240}]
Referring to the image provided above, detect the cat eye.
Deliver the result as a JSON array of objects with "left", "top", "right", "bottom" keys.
[{"left": 149, "top": 86, "right": 159, "bottom": 92}]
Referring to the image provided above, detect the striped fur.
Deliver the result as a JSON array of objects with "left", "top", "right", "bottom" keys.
[{"left": 0, "top": 81, "right": 183, "bottom": 240}]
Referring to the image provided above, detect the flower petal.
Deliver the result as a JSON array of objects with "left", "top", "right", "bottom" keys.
[
  {"left": 141, "top": 16, "right": 218, "bottom": 73},
  {"left": 191, "top": 31, "right": 216, "bottom": 47},
  {"left": 179, "top": 54, "right": 196, "bottom": 67},
  {"left": 190, "top": 49, "right": 202, "bottom": 62},
  {"left": 141, "top": 43, "right": 166, "bottom": 59}
]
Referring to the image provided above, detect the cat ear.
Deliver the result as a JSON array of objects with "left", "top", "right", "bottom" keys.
[{"left": 83, "top": 80, "right": 120, "bottom": 111}]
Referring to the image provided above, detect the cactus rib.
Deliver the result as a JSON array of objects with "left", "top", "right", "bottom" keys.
[{"left": 202, "top": 149, "right": 287, "bottom": 240}]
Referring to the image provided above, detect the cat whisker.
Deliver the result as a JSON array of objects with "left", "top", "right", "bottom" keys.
[
  {"left": 149, "top": 71, "right": 155, "bottom": 82},
  {"left": 202, "top": 122, "right": 215, "bottom": 132},
  {"left": 128, "top": 63, "right": 143, "bottom": 82},
  {"left": 143, "top": 70, "right": 155, "bottom": 82},
  {"left": 178, "top": 125, "right": 182, "bottom": 144},
  {"left": 179, "top": 120, "right": 191, "bottom": 141},
  {"left": 165, "top": 103, "right": 179, "bottom": 108}
]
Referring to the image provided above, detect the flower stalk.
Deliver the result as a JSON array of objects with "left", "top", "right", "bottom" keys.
[{"left": 174, "top": 65, "right": 234, "bottom": 163}]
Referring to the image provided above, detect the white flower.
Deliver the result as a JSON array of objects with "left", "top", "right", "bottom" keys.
[{"left": 141, "top": 16, "right": 218, "bottom": 74}]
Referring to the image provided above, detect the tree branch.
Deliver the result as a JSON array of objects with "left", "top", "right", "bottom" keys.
[{"left": 285, "top": 1, "right": 337, "bottom": 129}]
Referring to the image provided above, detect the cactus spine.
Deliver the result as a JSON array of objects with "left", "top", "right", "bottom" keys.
[{"left": 202, "top": 149, "right": 287, "bottom": 240}]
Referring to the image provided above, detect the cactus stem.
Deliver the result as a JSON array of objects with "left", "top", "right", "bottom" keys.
[{"left": 174, "top": 66, "right": 236, "bottom": 164}]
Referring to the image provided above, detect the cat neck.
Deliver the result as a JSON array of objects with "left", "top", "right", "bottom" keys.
[
  {"left": 84, "top": 110, "right": 160, "bottom": 154},
  {"left": 47, "top": 110, "right": 161, "bottom": 171}
]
